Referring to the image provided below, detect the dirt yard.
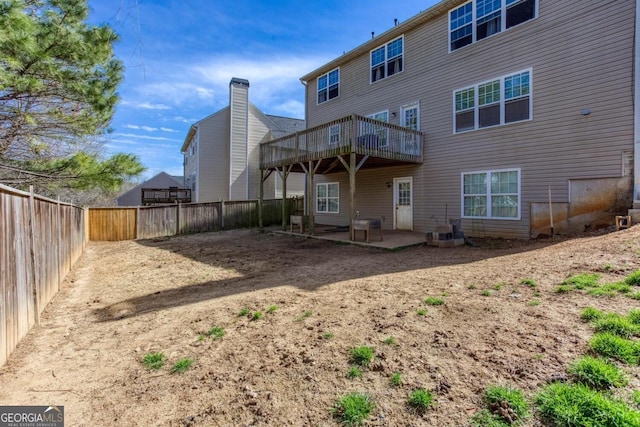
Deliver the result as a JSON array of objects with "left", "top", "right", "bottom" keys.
[{"left": 2, "top": 226, "right": 640, "bottom": 426}]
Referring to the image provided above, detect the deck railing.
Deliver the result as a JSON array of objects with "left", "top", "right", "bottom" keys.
[{"left": 260, "top": 114, "right": 423, "bottom": 169}]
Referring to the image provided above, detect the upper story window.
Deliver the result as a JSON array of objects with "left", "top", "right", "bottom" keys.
[
  {"left": 371, "top": 36, "right": 404, "bottom": 83},
  {"left": 450, "top": 0, "right": 536, "bottom": 51},
  {"left": 317, "top": 68, "right": 339, "bottom": 104},
  {"left": 454, "top": 69, "right": 531, "bottom": 133}
]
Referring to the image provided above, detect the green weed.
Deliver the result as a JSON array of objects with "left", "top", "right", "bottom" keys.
[
  {"left": 389, "top": 372, "right": 403, "bottom": 387},
  {"left": 407, "top": 388, "right": 434, "bottom": 413},
  {"left": 589, "top": 332, "right": 640, "bottom": 364},
  {"left": 205, "top": 326, "right": 225, "bottom": 340},
  {"left": 238, "top": 308, "right": 250, "bottom": 317},
  {"left": 349, "top": 346, "right": 374, "bottom": 367},
  {"left": 266, "top": 305, "right": 278, "bottom": 314},
  {"left": 347, "top": 367, "right": 362, "bottom": 379},
  {"left": 142, "top": 352, "right": 166, "bottom": 370},
  {"left": 520, "top": 278, "right": 537, "bottom": 287},
  {"left": 382, "top": 336, "right": 396, "bottom": 346},
  {"left": 567, "top": 356, "right": 628, "bottom": 389},
  {"left": 417, "top": 308, "right": 427, "bottom": 316},
  {"left": 332, "top": 392, "right": 375, "bottom": 426},
  {"left": 170, "top": 357, "right": 193, "bottom": 374},
  {"left": 424, "top": 297, "right": 444, "bottom": 306},
  {"left": 581, "top": 306, "right": 604, "bottom": 322}
]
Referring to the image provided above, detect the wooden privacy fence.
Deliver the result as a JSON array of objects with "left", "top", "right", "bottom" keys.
[
  {"left": 89, "top": 197, "right": 303, "bottom": 241},
  {"left": 0, "top": 184, "right": 87, "bottom": 366}
]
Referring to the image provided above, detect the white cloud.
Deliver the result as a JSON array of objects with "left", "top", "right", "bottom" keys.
[
  {"left": 116, "top": 133, "right": 179, "bottom": 142},
  {"left": 160, "top": 127, "right": 179, "bottom": 133}
]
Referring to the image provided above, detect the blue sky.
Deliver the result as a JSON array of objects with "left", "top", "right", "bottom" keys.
[{"left": 87, "top": 0, "right": 439, "bottom": 180}]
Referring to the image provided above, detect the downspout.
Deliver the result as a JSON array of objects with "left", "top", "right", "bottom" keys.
[
  {"left": 634, "top": 0, "right": 640, "bottom": 202},
  {"left": 300, "top": 78, "right": 309, "bottom": 216}
]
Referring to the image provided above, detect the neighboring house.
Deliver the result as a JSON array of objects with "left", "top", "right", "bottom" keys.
[
  {"left": 116, "top": 172, "right": 187, "bottom": 206},
  {"left": 260, "top": 0, "right": 637, "bottom": 239},
  {"left": 182, "top": 78, "right": 305, "bottom": 203}
]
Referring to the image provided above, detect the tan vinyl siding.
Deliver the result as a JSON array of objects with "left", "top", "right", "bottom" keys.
[
  {"left": 248, "top": 106, "right": 275, "bottom": 199},
  {"left": 198, "top": 110, "right": 230, "bottom": 202},
  {"left": 308, "top": 0, "right": 634, "bottom": 238}
]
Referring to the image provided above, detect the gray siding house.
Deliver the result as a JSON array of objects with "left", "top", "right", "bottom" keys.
[
  {"left": 116, "top": 172, "right": 185, "bottom": 206},
  {"left": 260, "top": 0, "right": 638, "bottom": 239},
  {"left": 182, "top": 78, "right": 305, "bottom": 203}
]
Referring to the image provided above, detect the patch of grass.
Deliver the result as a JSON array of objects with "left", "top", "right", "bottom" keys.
[
  {"left": 266, "top": 305, "right": 278, "bottom": 314},
  {"left": 632, "top": 390, "right": 640, "bottom": 407},
  {"left": 535, "top": 382, "right": 640, "bottom": 427},
  {"left": 561, "top": 273, "right": 601, "bottom": 289},
  {"left": 382, "top": 336, "right": 396, "bottom": 346},
  {"left": 624, "top": 269, "right": 640, "bottom": 286},
  {"left": 484, "top": 385, "right": 529, "bottom": 424},
  {"left": 205, "top": 326, "right": 225, "bottom": 340},
  {"left": 493, "top": 283, "right": 505, "bottom": 291},
  {"left": 588, "top": 282, "right": 632, "bottom": 297},
  {"left": 520, "top": 278, "right": 537, "bottom": 287},
  {"left": 589, "top": 332, "right": 640, "bottom": 364},
  {"left": 555, "top": 285, "right": 573, "bottom": 294},
  {"left": 424, "top": 297, "right": 444, "bottom": 306},
  {"left": 142, "top": 352, "right": 166, "bottom": 370},
  {"left": 347, "top": 367, "right": 362, "bottom": 379},
  {"left": 322, "top": 332, "right": 335, "bottom": 339},
  {"left": 528, "top": 299, "right": 541, "bottom": 306},
  {"left": 567, "top": 356, "right": 628, "bottom": 389},
  {"left": 238, "top": 307, "right": 250, "bottom": 317},
  {"left": 417, "top": 308, "right": 427, "bottom": 316},
  {"left": 170, "top": 357, "right": 193, "bottom": 374},
  {"left": 407, "top": 388, "right": 434, "bottom": 413},
  {"left": 250, "top": 311, "right": 263, "bottom": 321},
  {"left": 468, "top": 284, "right": 477, "bottom": 290},
  {"left": 593, "top": 314, "right": 639, "bottom": 338},
  {"left": 627, "top": 309, "right": 640, "bottom": 325},
  {"left": 630, "top": 292, "right": 640, "bottom": 300},
  {"left": 332, "top": 392, "right": 375, "bottom": 426},
  {"left": 470, "top": 409, "right": 510, "bottom": 427},
  {"left": 296, "top": 310, "right": 313, "bottom": 321},
  {"left": 581, "top": 306, "right": 604, "bottom": 322},
  {"left": 482, "top": 290, "right": 492, "bottom": 297},
  {"left": 389, "top": 372, "right": 402, "bottom": 387},
  {"left": 197, "top": 334, "right": 205, "bottom": 341},
  {"left": 349, "top": 346, "right": 374, "bottom": 367}
]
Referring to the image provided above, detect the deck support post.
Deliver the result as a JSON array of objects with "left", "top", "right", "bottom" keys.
[
  {"left": 258, "top": 169, "right": 264, "bottom": 230},
  {"left": 349, "top": 152, "right": 356, "bottom": 240}
]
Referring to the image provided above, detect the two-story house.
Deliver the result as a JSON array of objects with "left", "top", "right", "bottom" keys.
[
  {"left": 260, "top": 0, "right": 638, "bottom": 239},
  {"left": 182, "top": 78, "right": 305, "bottom": 203}
]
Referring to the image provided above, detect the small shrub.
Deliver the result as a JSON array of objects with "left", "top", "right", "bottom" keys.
[
  {"left": 238, "top": 308, "right": 250, "bottom": 317},
  {"left": 332, "top": 392, "right": 375, "bottom": 426},
  {"left": 407, "top": 388, "right": 434, "bottom": 413},
  {"left": 484, "top": 385, "right": 529, "bottom": 424},
  {"left": 251, "top": 311, "right": 263, "bottom": 321},
  {"left": 536, "top": 382, "right": 640, "bottom": 427},
  {"left": 266, "top": 305, "right": 278, "bottom": 314},
  {"left": 349, "top": 346, "right": 374, "bottom": 367},
  {"left": 205, "top": 326, "right": 225, "bottom": 340},
  {"left": 417, "top": 308, "right": 427, "bottom": 316},
  {"left": 624, "top": 269, "right": 640, "bottom": 286},
  {"left": 424, "top": 297, "right": 444, "bottom": 306},
  {"left": 171, "top": 357, "right": 194, "bottom": 374},
  {"left": 589, "top": 332, "right": 640, "bottom": 364},
  {"left": 581, "top": 306, "right": 604, "bottom": 322},
  {"left": 142, "top": 352, "right": 166, "bottom": 370},
  {"left": 347, "top": 367, "right": 362, "bottom": 379},
  {"left": 567, "top": 356, "right": 628, "bottom": 389},
  {"left": 593, "top": 314, "right": 639, "bottom": 338},
  {"left": 389, "top": 372, "right": 403, "bottom": 387},
  {"left": 520, "top": 278, "right": 537, "bottom": 287}
]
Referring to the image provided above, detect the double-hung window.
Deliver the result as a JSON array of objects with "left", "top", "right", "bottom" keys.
[
  {"left": 317, "top": 68, "right": 339, "bottom": 104},
  {"left": 462, "top": 169, "right": 520, "bottom": 219},
  {"left": 454, "top": 69, "right": 531, "bottom": 133},
  {"left": 371, "top": 36, "right": 403, "bottom": 83},
  {"left": 316, "top": 182, "right": 339, "bottom": 213},
  {"left": 450, "top": 0, "right": 536, "bottom": 51}
]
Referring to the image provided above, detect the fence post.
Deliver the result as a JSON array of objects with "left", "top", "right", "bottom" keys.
[
  {"left": 56, "top": 198, "right": 62, "bottom": 291},
  {"left": 176, "top": 203, "right": 181, "bottom": 235},
  {"left": 28, "top": 186, "right": 40, "bottom": 324},
  {"left": 136, "top": 207, "right": 141, "bottom": 239},
  {"left": 221, "top": 200, "right": 225, "bottom": 229}
]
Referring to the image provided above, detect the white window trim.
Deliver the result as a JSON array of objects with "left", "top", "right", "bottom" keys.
[
  {"left": 401, "top": 101, "right": 420, "bottom": 130},
  {"left": 370, "top": 35, "right": 404, "bottom": 84},
  {"left": 452, "top": 68, "right": 533, "bottom": 134},
  {"left": 461, "top": 168, "right": 521, "bottom": 220},
  {"left": 317, "top": 67, "right": 340, "bottom": 105},
  {"left": 316, "top": 182, "right": 340, "bottom": 214},
  {"left": 448, "top": 0, "right": 539, "bottom": 53}
]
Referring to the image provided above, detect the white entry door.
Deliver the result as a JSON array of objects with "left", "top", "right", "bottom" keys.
[{"left": 394, "top": 177, "right": 413, "bottom": 230}]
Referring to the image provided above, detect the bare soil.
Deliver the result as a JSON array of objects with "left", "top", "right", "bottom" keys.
[{"left": 2, "top": 226, "right": 640, "bottom": 426}]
